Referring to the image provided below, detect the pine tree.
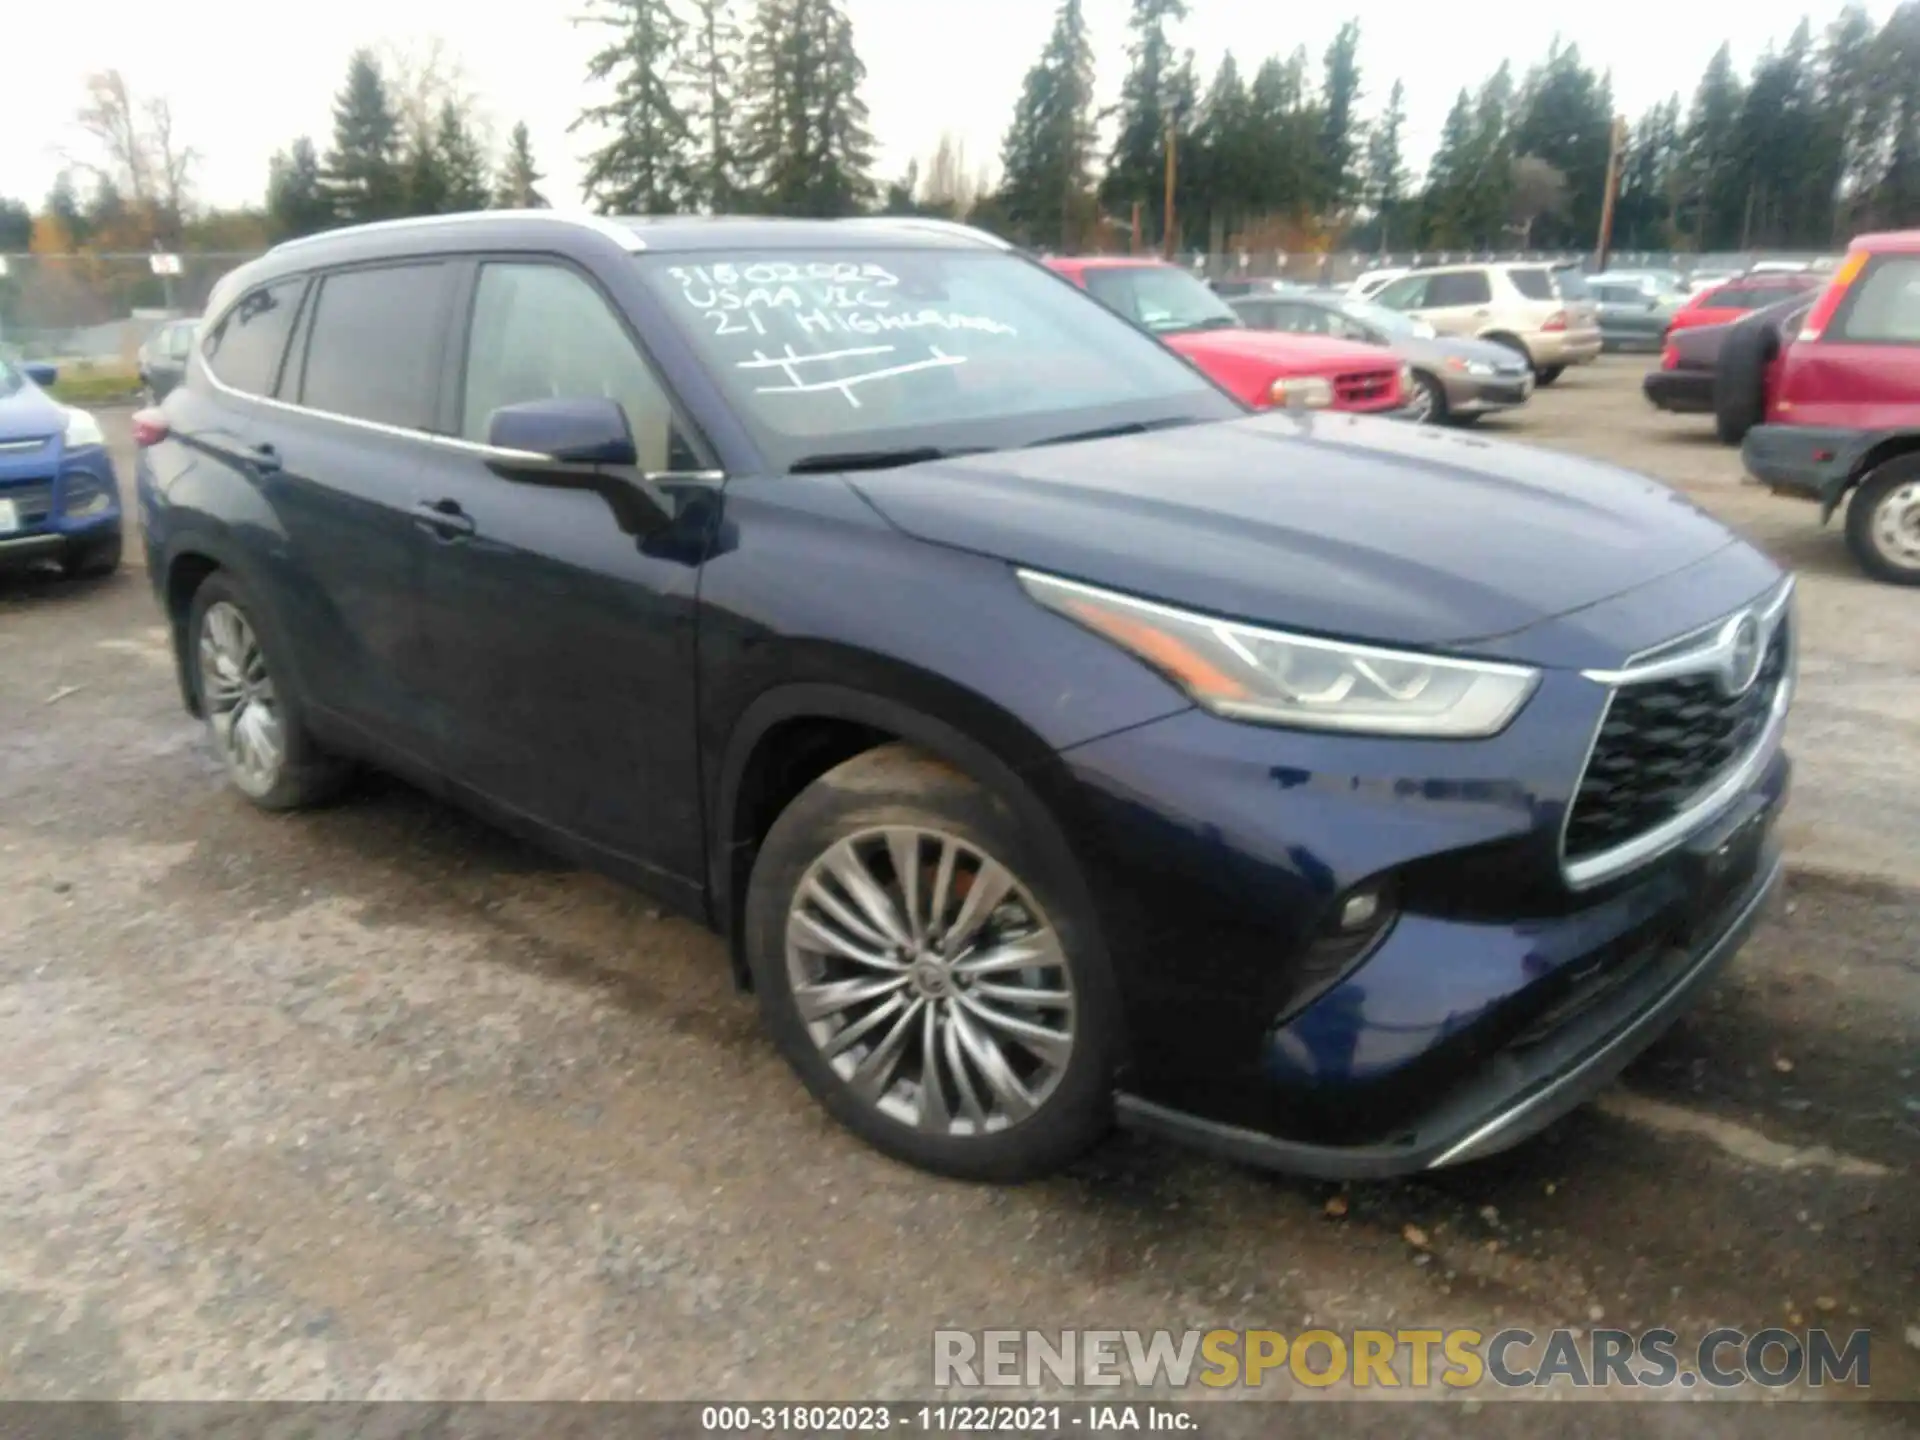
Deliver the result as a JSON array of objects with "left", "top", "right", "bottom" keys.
[
  {"left": 322, "top": 50, "right": 406, "bottom": 224},
  {"left": 1243, "top": 52, "right": 1317, "bottom": 224},
  {"left": 1418, "top": 91, "right": 1477, "bottom": 246},
  {"left": 682, "top": 0, "right": 746, "bottom": 212},
  {"left": 1316, "top": 20, "right": 1364, "bottom": 220},
  {"left": 1363, "top": 79, "right": 1409, "bottom": 250},
  {"left": 999, "top": 0, "right": 1099, "bottom": 249},
  {"left": 1509, "top": 40, "right": 1613, "bottom": 249},
  {"left": 574, "top": 0, "right": 696, "bottom": 214},
  {"left": 1868, "top": 0, "right": 1920, "bottom": 231},
  {"left": 402, "top": 126, "right": 449, "bottom": 215},
  {"left": 1678, "top": 44, "right": 1747, "bottom": 248},
  {"left": 1615, "top": 98, "right": 1681, "bottom": 250},
  {"left": 432, "top": 101, "right": 491, "bottom": 212},
  {"left": 1101, "top": 0, "right": 1189, "bottom": 244},
  {"left": 737, "top": 0, "right": 877, "bottom": 217},
  {"left": 1818, "top": 5, "right": 1886, "bottom": 239},
  {"left": 494, "top": 122, "right": 549, "bottom": 208},
  {"left": 1188, "top": 55, "right": 1251, "bottom": 249},
  {"left": 267, "top": 137, "right": 333, "bottom": 239}
]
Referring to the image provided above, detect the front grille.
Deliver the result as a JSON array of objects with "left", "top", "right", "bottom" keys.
[
  {"left": 1334, "top": 370, "right": 1396, "bottom": 407},
  {"left": 1565, "top": 621, "right": 1789, "bottom": 862},
  {"left": 0, "top": 478, "right": 55, "bottom": 525}
]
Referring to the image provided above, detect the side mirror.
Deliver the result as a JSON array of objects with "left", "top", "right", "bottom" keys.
[
  {"left": 483, "top": 396, "right": 670, "bottom": 537},
  {"left": 24, "top": 362, "right": 58, "bottom": 387},
  {"left": 487, "top": 396, "right": 638, "bottom": 466}
]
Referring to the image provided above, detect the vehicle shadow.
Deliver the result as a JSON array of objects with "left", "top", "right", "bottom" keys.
[{"left": 0, "top": 565, "right": 129, "bottom": 610}]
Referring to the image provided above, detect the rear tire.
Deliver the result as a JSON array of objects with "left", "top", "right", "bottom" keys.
[
  {"left": 1844, "top": 456, "right": 1920, "bottom": 587},
  {"left": 187, "top": 573, "right": 351, "bottom": 810},
  {"left": 1713, "top": 318, "right": 1777, "bottom": 446},
  {"left": 744, "top": 743, "right": 1118, "bottom": 1182},
  {"left": 1535, "top": 365, "right": 1566, "bottom": 386}
]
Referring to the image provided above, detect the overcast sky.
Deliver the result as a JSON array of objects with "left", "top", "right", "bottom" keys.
[{"left": 0, "top": 0, "right": 1888, "bottom": 222}]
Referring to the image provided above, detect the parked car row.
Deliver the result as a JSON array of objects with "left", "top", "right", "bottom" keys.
[
  {"left": 124, "top": 210, "right": 1795, "bottom": 1187},
  {"left": 1637, "top": 230, "right": 1920, "bottom": 586}
]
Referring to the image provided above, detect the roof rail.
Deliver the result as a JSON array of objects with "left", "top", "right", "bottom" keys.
[
  {"left": 831, "top": 216, "right": 1012, "bottom": 251},
  {"left": 269, "top": 209, "right": 647, "bottom": 256}
]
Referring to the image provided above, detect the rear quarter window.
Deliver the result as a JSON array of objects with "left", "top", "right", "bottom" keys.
[
  {"left": 1507, "top": 269, "right": 1556, "bottom": 301},
  {"left": 297, "top": 263, "right": 454, "bottom": 430},
  {"left": 201, "top": 279, "right": 306, "bottom": 396},
  {"left": 1836, "top": 257, "right": 1920, "bottom": 344}
]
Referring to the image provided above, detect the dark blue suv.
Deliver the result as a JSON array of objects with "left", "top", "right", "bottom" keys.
[{"left": 135, "top": 213, "right": 1794, "bottom": 1182}]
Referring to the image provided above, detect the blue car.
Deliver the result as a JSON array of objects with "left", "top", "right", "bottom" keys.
[
  {"left": 0, "top": 357, "right": 124, "bottom": 576},
  {"left": 136, "top": 213, "right": 1792, "bottom": 1183}
]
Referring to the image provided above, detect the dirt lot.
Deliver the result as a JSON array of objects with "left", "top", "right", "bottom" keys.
[{"left": 0, "top": 358, "right": 1915, "bottom": 1422}]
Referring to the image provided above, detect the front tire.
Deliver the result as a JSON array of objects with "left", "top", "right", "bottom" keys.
[
  {"left": 744, "top": 743, "right": 1118, "bottom": 1182},
  {"left": 1845, "top": 457, "right": 1920, "bottom": 587},
  {"left": 1406, "top": 372, "right": 1448, "bottom": 425},
  {"left": 187, "top": 573, "right": 350, "bottom": 810}
]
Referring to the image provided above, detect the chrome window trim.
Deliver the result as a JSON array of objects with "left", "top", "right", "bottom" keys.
[
  {"left": 200, "top": 352, "right": 726, "bottom": 480},
  {"left": 1559, "top": 576, "right": 1796, "bottom": 890}
]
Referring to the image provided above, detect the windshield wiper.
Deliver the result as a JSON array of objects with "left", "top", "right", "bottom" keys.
[
  {"left": 787, "top": 445, "right": 988, "bottom": 474},
  {"left": 1024, "top": 417, "right": 1200, "bottom": 450}
]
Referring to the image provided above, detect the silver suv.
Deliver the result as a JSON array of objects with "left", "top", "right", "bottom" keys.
[{"left": 1371, "top": 264, "right": 1601, "bottom": 384}]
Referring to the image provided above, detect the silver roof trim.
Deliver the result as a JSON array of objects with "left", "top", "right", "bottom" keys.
[{"left": 269, "top": 210, "right": 648, "bottom": 257}]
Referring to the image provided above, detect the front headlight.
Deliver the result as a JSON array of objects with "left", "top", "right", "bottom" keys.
[
  {"left": 63, "top": 407, "right": 105, "bottom": 449},
  {"left": 1466, "top": 360, "right": 1497, "bottom": 377},
  {"left": 1019, "top": 571, "right": 1540, "bottom": 738},
  {"left": 1269, "top": 375, "right": 1333, "bottom": 409}
]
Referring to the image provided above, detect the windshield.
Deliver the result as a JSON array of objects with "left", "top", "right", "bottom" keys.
[
  {"left": 634, "top": 249, "right": 1240, "bottom": 472},
  {"left": 1333, "top": 297, "right": 1429, "bottom": 338},
  {"left": 1080, "top": 264, "right": 1243, "bottom": 336}
]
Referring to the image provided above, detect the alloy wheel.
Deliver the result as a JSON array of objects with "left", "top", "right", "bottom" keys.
[
  {"left": 197, "top": 600, "right": 286, "bottom": 798},
  {"left": 1869, "top": 481, "right": 1920, "bottom": 573},
  {"left": 1405, "top": 379, "right": 1436, "bottom": 424},
  {"left": 784, "top": 826, "right": 1076, "bottom": 1136}
]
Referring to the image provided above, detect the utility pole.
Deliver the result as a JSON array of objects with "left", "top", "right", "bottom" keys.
[
  {"left": 1130, "top": 201, "right": 1143, "bottom": 255},
  {"left": 1595, "top": 113, "right": 1628, "bottom": 272},
  {"left": 1162, "top": 121, "right": 1178, "bottom": 261}
]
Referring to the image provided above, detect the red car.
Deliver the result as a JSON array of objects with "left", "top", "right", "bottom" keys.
[
  {"left": 1741, "top": 229, "right": 1920, "bottom": 584},
  {"left": 1665, "top": 271, "right": 1822, "bottom": 339},
  {"left": 1043, "top": 257, "right": 1407, "bottom": 414}
]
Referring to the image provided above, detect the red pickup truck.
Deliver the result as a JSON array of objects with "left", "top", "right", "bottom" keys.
[
  {"left": 1043, "top": 257, "right": 1407, "bottom": 415},
  {"left": 1740, "top": 229, "right": 1920, "bottom": 584}
]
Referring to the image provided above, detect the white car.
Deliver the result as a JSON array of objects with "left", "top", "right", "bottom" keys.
[{"left": 1346, "top": 267, "right": 1407, "bottom": 301}]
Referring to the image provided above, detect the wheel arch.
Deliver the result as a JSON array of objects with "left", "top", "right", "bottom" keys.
[
  {"left": 1823, "top": 432, "right": 1920, "bottom": 522},
  {"left": 159, "top": 533, "right": 307, "bottom": 720},
  {"left": 712, "top": 678, "right": 1096, "bottom": 993}
]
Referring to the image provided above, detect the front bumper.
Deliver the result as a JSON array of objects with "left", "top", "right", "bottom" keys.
[
  {"left": 1445, "top": 372, "right": 1534, "bottom": 415},
  {"left": 1643, "top": 369, "right": 1713, "bottom": 414},
  {"left": 1741, "top": 423, "right": 1869, "bottom": 517},
  {"left": 1120, "top": 835, "right": 1781, "bottom": 1178},
  {"left": 0, "top": 442, "right": 124, "bottom": 569},
  {"left": 1056, "top": 633, "right": 1791, "bottom": 1178}
]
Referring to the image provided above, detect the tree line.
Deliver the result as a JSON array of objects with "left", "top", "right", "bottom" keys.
[{"left": 5, "top": 0, "right": 1919, "bottom": 266}]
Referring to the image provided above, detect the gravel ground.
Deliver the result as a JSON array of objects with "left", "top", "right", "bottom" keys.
[{"left": 0, "top": 359, "right": 1914, "bottom": 1424}]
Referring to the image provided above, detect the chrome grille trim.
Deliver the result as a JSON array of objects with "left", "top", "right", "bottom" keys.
[{"left": 1559, "top": 576, "right": 1796, "bottom": 890}]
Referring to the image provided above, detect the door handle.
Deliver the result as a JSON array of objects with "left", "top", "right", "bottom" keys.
[
  {"left": 1472, "top": 309, "right": 1491, "bottom": 319},
  {"left": 249, "top": 442, "right": 281, "bottom": 474},
  {"left": 413, "top": 498, "right": 476, "bottom": 540}
]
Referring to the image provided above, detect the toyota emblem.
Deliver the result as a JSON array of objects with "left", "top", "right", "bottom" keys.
[{"left": 1722, "top": 613, "right": 1764, "bottom": 696}]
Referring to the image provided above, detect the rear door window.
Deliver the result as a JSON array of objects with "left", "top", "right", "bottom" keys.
[
  {"left": 1835, "top": 256, "right": 1920, "bottom": 344},
  {"left": 201, "top": 279, "right": 305, "bottom": 396},
  {"left": 1426, "top": 271, "right": 1492, "bottom": 307},
  {"left": 297, "top": 263, "right": 454, "bottom": 430}
]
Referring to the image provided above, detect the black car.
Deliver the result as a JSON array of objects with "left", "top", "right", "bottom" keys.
[
  {"left": 134, "top": 213, "right": 1793, "bottom": 1183},
  {"left": 137, "top": 317, "right": 201, "bottom": 402}
]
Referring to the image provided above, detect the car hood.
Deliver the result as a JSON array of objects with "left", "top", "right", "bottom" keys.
[
  {"left": 1397, "top": 334, "right": 1531, "bottom": 371},
  {"left": 848, "top": 412, "right": 1753, "bottom": 658},
  {"left": 1166, "top": 328, "right": 1393, "bottom": 375},
  {"left": 0, "top": 382, "right": 64, "bottom": 444}
]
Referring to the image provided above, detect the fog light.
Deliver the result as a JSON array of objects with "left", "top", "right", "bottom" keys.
[
  {"left": 65, "top": 488, "right": 112, "bottom": 517},
  {"left": 1339, "top": 888, "right": 1385, "bottom": 931}
]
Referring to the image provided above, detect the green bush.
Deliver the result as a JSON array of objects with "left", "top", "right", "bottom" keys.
[{"left": 48, "top": 367, "right": 143, "bottom": 405}]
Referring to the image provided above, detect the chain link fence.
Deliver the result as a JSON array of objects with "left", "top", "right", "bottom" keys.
[
  {"left": 0, "top": 252, "right": 263, "bottom": 371},
  {"left": 1174, "top": 249, "right": 1843, "bottom": 287}
]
